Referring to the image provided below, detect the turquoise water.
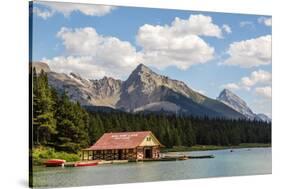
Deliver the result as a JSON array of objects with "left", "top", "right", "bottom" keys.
[{"left": 32, "top": 147, "right": 272, "bottom": 188}]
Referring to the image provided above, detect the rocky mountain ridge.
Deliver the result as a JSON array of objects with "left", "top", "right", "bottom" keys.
[
  {"left": 217, "top": 89, "right": 271, "bottom": 122},
  {"left": 32, "top": 62, "right": 269, "bottom": 121}
]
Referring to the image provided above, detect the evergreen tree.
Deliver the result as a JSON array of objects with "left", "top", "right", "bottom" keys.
[
  {"left": 32, "top": 70, "right": 56, "bottom": 145},
  {"left": 32, "top": 70, "right": 271, "bottom": 152}
]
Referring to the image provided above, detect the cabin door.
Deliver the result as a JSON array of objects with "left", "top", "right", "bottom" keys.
[
  {"left": 144, "top": 148, "right": 152, "bottom": 159},
  {"left": 118, "top": 149, "right": 122, "bottom": 160}
]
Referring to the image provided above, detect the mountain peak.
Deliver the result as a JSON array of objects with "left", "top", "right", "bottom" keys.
[
  {"left": 218, "top": 89, "right": 247, "bottom": 107},
  {"left": 46, "top": 62, "right": 245, "bottom": 119},
  {"left": 133, "top": 63, "right": 153, "bottom": 74},
  {"left": 31, "top": 62, "right": 51, "bottom": 73},
  {"left": 217, "top": 89, "right": 255, "bottom": 119},
  {"left": 220, "top": 88, "right": 234, "bottom": 95},
  {"left": 125, "top": 63, "right": 156, "bottom": 84}
]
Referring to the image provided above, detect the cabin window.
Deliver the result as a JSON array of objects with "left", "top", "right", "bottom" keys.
[
  {"left": 96, "top": 150, "right": 101, "bottom": 154},
  {"left": 146, "top": 137, "right": 151, "bottom": 141},
  {"left": 129, "top": 149, "right": 134, "bottom": 153}
]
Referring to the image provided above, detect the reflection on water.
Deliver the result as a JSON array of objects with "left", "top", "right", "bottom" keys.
[{"left": 33, "top": 147, "right": 272, "bottom": 188}]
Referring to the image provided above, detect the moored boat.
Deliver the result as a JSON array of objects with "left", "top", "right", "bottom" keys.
[
  {"left": 178, "top": 156, "right": 188, "bottom": 160},
  {"left": 75, "top": 161, "right": 99, "bottom": 167},
  {"left": 187, "top": 155, "right": 214, "bottom": 159},
  {"left": 44, "top": 159, "right": 66, "bottom": 167}
]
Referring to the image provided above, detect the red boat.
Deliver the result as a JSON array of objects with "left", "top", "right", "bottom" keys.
[
  {"left": 75, "top": 161, "right": 99, "bottom": 167},
  {"left": 44, "top": 159, "right": 66, "bottom": 167}
]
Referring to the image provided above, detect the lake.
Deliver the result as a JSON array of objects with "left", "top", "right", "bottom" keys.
[{"left": 32, "top": 147, "right": 272, "bottom": 188}]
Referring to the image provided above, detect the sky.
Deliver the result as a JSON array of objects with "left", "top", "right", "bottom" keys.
[{"left": 30, "top": 1, "right": 272, "bottom": 117}]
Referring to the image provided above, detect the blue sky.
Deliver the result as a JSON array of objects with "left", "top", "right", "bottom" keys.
[{"left": 31, "top": 1, "right": 272, "bottom": 116}]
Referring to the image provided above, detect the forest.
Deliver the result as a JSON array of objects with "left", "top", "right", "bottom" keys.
[{"left": 32, "top": 69, "right": 271, "bottom": 154}]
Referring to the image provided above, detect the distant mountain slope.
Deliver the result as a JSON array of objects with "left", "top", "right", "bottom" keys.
[
  {"left": 48, "top": 72, "right": 122, "bottom": 107},
  {"left": 256, "top": 113, "right": 271, "bottom": 122},
  {"left": 116, "top": 64, "right": 244, "bottom": 119},
  {"left": 31, "top": 62, "right": 51, "bottom": 73},
  {"left": 217, "top": 89, "right": 271, "bottom": 122},
  {"left": 217, "top": 89, "right": 256, "bottom": 120},
  {"left": 32, "top": 62, "right": 246, "bottom": 119}
]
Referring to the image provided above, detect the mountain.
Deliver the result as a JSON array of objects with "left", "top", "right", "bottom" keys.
[
  {"left": 217, "top": 89, "right": 256, "bottom": 120},
  {"left": 117, "top": 64, "right": 205, "bottom": 111},
  {"left": 31, "top": 62, "right": 51, "bottom": 73},
  {"left": 32, "top": 62, "right": 245, "bottom": 119},
  {"left": 116, "top": 64, "right": 244, "bottom": 119},
  {"left": 217, "top": 89, "right": 271, "bottom": 122},
  {"left": 256, "top": 113, "right": 271, "bottom": 122},
  {"left": 48, "top": 72, "right": 122, "bottom": 108}
]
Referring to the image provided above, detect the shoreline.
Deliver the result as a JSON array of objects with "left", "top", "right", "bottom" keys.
[
  {"left": 161, "top": 143, "right": 271, "bottom": 153},
  {"left": 32, "top": 143, "right": 271, "bottom": 166}
]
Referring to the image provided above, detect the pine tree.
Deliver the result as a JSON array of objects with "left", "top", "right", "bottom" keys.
[
  {"left": 32, "top": 70, "right": 56, "bottom": 145},
  {"left": 32, "top": 69, "right": 271, "bottom": 151}
]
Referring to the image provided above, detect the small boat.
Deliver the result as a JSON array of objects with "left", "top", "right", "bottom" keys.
[
  {"left": 187, "top": 155, "right": 214, "bottom": 159},
  {"left": 178, "top": 156, "right": 188, "bottom": 160},
  {"left": 75, "top": 161, "right": 99, "bottom": 167},
  {"left": 159, "top": 157, "right": 177, "bottom": 161},
  {"left": 64, "top": 162, "right": 76, "bottom": 167},
  {"left": 160, "top": 155, "right": 188, "bottom": 161},
  {"left": 44, "top": 159, "right": 66, "bottom": 167}
]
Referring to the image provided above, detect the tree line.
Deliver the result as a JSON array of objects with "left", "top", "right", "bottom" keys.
[
  {"left": 88, "top": 112, "right": 271, "bottom": 148},
  {"left": 32, "top": 69, "right": 271, "bottom": 153}
]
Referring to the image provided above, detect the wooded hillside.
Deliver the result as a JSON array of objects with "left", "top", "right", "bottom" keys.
[{"left": 32, "top": 69, "right": 271, "bottom": 153}]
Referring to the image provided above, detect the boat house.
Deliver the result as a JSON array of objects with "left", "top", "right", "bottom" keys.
[{"left": 82, "top": 131, "right": 163, "bottom": 161}]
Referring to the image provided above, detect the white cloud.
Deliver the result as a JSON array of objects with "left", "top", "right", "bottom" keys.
[
  {"left": 169, "top": 14, "right": 223, "bottom": 38},
  {"left": 255, "top": 86, "right": 272, "bottom": 99},
  {"left": 44, "top": 27, "right": 141, "bottom": 79},
  {"left": 239, "top": 21, "right": 255, "bottom": 28},
  {"left": 222, "top": 70, "right": 271, "bottom": 91},
  {"left": 258, "top": 17, "right": 272, "bottom": 26},
  {"left": 35, "top": 1, "right": 115, "bottom": 18},
  {"left": 136, "top": 14, "right": 222, "bottom": 70},
  {"left": 240, "top": 70, "right": 271, "bottom": 88},
  {"left": 222, "top": 70, "right": 272, "bottom": 115},
  {"left": 42, "top": 56, "right": 106, "bottom": 79},
  {"left": 223, "top": 35, "right": 271, "bottom": 68},
  {"left": 41, "top": 14, "right": 230, "bottom": 79},
  {"left": 222, "top": 83, "right": 240, "bottom": 91},
  {"left": 222, "top": 24, "right": 232, "bottom": 34},
  {"left": 33, "top": 7, "right": 54, "bottom": 19}
]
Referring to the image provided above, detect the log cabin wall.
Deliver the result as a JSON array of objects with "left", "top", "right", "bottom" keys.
[
  {"left": 92, "top": 148, "right": 139, "bottom": 160},
  {"left": 85, "top": 131, "right": 163, "bottom": 161},
  {"left": 90, "top": 145, "right": 160, "bottom": 160},
  {"left": 152, "top": 146, "right": 160, "bottom": 159},
  {"left": 137, "top": 147, "right": 144, "bottom": 160}
]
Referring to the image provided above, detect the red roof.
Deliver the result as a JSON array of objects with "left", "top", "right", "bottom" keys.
[{"left": 85, "top": 131, "right": 159, "bottom": 150}]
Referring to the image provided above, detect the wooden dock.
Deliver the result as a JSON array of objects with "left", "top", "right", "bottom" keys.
[
  {"left": 57, "top": 154, "right": 215, "bottom": 168},
  {"left": 160, "top": 154, "right": 214, "bottom": 161}
]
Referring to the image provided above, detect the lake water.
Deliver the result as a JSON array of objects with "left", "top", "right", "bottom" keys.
[{"left": 32, "top": 147, "right": 271, "bottom": 188}]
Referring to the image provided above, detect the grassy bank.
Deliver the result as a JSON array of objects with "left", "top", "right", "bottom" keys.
[
  {"left": 161, "top": 143, "right": 271, "bottom": 153},
  {"left": 32, "top": 146, "right": 80, "bottom": 165}
]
